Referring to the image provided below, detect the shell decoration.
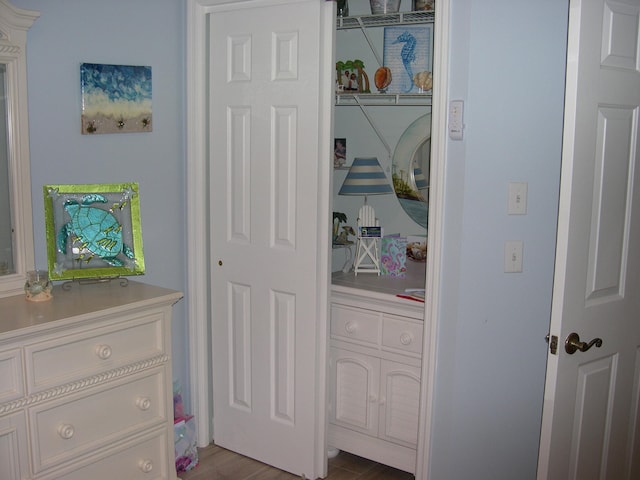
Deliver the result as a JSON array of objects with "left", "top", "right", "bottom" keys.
[
  {"left": 374, "top": 67, "right": 392, "bottom": 93},
  {"left": 413, "top": 71, "right": 433, "bottom": 92}
]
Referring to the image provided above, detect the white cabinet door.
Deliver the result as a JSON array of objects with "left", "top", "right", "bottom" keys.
[
  {"left": 330, "top": 347, "right": 380, "bottom": 437},
  {"left": 379, "top": 360, "right": 421, "bottom": 448}
]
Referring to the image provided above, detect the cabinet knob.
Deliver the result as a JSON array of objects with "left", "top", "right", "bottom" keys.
[
  {"left": 400, "top": 332, "right": 413, "bottom": 345},
  {"left": 95, "top": 344, "right": 113, "bottom": 360},
  {"left": 138, "top": 459, "right": 154, "bottom": 473},
  {"left": 345, "top": 321, "right": 357, "bottom": 334},
  {"left": 369, "top": 394, "right": 377, "bottom": 403},
  {"left": 57, "top": 423, "right": 75, "bottom": 439},
  {"left": 136, "top": 396, "right": 152, "bottom": 411}
]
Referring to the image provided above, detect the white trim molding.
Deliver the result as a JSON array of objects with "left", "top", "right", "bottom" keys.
[
  {"left": 415, "top": 0, "right": 450, "bottom": 479},
  {"left": 186, "top": 0, "right": 215, "bottom": 446}
]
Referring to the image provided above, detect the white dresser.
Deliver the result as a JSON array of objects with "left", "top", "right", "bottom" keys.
[
  {"left": 329, "top": 265, "right": 426, "bottom": 474},
  {"left": 0, "top": 280, "right": 182, "bottom": 480}
]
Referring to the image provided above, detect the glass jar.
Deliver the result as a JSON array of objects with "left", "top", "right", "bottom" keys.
[
  {"left": 25, "top": 269, "right": 53, "bottom": 302},
  {"left": 370, "top": 0, "right": 401, "bottom": 15}
]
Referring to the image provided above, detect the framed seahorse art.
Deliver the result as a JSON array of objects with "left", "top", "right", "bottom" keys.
[{"left": 383, "top": 25, "right": 433, "bottom": 94}]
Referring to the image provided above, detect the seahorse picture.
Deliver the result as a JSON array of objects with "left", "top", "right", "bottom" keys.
[{"left": 383, "top": 25, "right": 433, "bottom": 94}]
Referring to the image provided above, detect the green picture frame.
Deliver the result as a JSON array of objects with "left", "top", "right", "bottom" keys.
[{"left": 43, "top": 183, "right": 145, "bottom": 281}]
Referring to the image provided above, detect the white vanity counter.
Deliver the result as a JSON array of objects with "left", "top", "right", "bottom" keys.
[{"left": 332, "top": 260, "right": 426, "bottom": 312}]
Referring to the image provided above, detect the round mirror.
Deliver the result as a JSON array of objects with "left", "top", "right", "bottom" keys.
[{"left": 391, "top": 113, "right": 431, "bottom": 229}]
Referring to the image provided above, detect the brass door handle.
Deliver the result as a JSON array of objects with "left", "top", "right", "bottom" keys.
[{"left": 565, "top": 332, "right": 603, "bottom": 354}]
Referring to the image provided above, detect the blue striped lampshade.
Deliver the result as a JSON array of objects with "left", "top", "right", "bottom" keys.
[
  {"left": 413, "top": 167, "right": 429, "bottom": 190},
  {"left": 339, "top": 157, "right": 393, "bottom": 196}
]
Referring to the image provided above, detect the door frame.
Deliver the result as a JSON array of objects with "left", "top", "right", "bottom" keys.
[
  {"left": 185, "top": 0, "right": 450, "bottom": 478},
  {"left": 415, "top": 0, "right": 450, "bottom": 478}
]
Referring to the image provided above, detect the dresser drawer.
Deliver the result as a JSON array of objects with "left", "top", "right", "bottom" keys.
[
  {"left": 331, "top": 304, "right": 380, "bottom": 346},
  {"left": 29, "top": 368, "right": 167, "bottom": 474},
  {"left": 381, "top": 316, "right": 423, "bottom": 355},
  {"left": 51, "top": 429, "right": 170, "bottom": 480},
  {"left": 25, "top": 312, "right": 165, "bottom": 393},
  {"left": 0, "top": 348, "right": 24, "bottom": 404}
]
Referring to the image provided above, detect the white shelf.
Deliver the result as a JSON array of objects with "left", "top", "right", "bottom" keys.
[
  {"left": 336, "top": 11, "right": 434, "bottom": 30},
  {"left": 335, "top": 93, "right": 432, "bottom": 106}
]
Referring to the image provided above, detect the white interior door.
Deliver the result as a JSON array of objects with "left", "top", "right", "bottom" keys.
[
  {"left": 537, "top": 1, "right": 640, "bottom": 479},
  {"left": 208, "top": 0, "right": 331, "bottom": 478}
]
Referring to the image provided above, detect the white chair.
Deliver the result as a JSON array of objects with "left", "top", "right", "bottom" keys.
[{"left": 354, "top": 204, "right": 381, "bottom": 275}]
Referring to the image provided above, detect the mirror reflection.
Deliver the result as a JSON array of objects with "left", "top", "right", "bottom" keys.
[
  {"left": 0, "top": 64, "right": 13, "bottom": 275},
  {"left": 391, "top": 113, "right": 431, "bottom": 229}
]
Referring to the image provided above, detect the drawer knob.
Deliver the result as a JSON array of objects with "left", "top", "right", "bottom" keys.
[
  {"left": 400, "top": 332, "right": 413, "bottom": 345},
  {"left": 138, "top": 459, "right": 154, "bottom": 473},
  {"left": 344, "top": 321, "right": 357, "bottom": 334},
  {"left": 57, "top": 424, "right": 75, "bottom": 439},
  {"left": 136, "top": 396, "right": 152, "bottom": 411},
  {"left": 95, "top": 344, "right": 113, "bottom": 360}
]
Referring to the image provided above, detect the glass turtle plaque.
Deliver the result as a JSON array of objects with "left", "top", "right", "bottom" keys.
[{"left": 43, "top": 183, "right": 145, "bottom": 281}]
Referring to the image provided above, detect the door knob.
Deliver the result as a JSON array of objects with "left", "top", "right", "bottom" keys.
[{"left": 564, "top": 332, "right": 603, "bottom": 354}]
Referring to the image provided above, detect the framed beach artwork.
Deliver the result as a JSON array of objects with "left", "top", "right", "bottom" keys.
[
  {"left": 81, "top": 63, "right": 152, "bottom": 134},
  {"left": 43, "top": 183, "right": 145, "bottom": 281},
  {"left": 383, "top": 25, "right": 433, "bottom": 94}
]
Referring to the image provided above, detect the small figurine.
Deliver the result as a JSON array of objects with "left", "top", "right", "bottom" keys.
[{"left": 334, "top": 225, "right": 355, "bottom": 245}]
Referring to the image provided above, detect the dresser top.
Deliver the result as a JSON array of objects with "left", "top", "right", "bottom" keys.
[{"left": 0, "top": 280, "right": 182, "bottom": 338}]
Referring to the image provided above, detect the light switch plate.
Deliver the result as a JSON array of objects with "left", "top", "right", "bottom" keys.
[
  {"left": 504, "top": 240, "right": 523, "bottom": 273},
  {"left": 508, "top": 182, "right": 528, "bottom": 215},
  {"left": 449, "top": 100, "right": 464, "bottom": 140}
]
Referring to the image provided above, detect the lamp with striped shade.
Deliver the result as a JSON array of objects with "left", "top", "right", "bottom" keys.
[
  {"left": 338, "top": 157, "right": 393, "bottom": 204},
  {"left": 338, "top": 157, "right": 392, "bottom": 275}
]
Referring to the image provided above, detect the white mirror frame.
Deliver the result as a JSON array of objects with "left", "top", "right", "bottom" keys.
[{"left": 0, "top": 0, "right": 39, "bottom": 298}]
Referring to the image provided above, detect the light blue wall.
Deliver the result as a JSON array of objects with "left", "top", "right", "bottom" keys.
[
  {"left": 14, "top": 0, "right": 569, "bottom": 475},
  {"left": 428, "top": 1, "right": 569, "bottom": 479},
  {"left": 13, "top": 0, "right": 190, "bottom": 405}
]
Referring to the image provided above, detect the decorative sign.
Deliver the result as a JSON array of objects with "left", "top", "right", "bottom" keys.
[{"left": 359, "top": 226, "right": 382, "bottom": 238}]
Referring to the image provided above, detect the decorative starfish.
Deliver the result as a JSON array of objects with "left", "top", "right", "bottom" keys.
[
  {"left": 123, "top": 257, "right": 137, "bottom": 271},
  {"left": 53, "top": 262, "right": 66, "bottom": 276},
  {"left": 121, "top": 185, "right": 137, "bottom": 201}
]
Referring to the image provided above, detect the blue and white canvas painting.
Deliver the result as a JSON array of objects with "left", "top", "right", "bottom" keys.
[
  {"left": 383, "top": 26, "right": 432, "bottom": 94},
  {"left": 81, "top": 63, "right": 152, "bottom": 134}
]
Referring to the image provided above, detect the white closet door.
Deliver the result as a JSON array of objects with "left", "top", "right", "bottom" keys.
[{"left": 208, "top": 0, "right": 331, "bottom": 478}]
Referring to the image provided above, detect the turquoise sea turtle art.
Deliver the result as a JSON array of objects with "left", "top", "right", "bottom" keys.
[{"left": 57, "top": 194, "right": 135, "bottom": 266}]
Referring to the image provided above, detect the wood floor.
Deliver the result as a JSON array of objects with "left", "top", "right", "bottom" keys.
[{"left": 177, "top": 444, "right": 415, "bottom": 480}]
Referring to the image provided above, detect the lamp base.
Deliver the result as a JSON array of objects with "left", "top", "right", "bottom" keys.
[{"left": 354, "top": 237, "right": 381, "bottom": 276}]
